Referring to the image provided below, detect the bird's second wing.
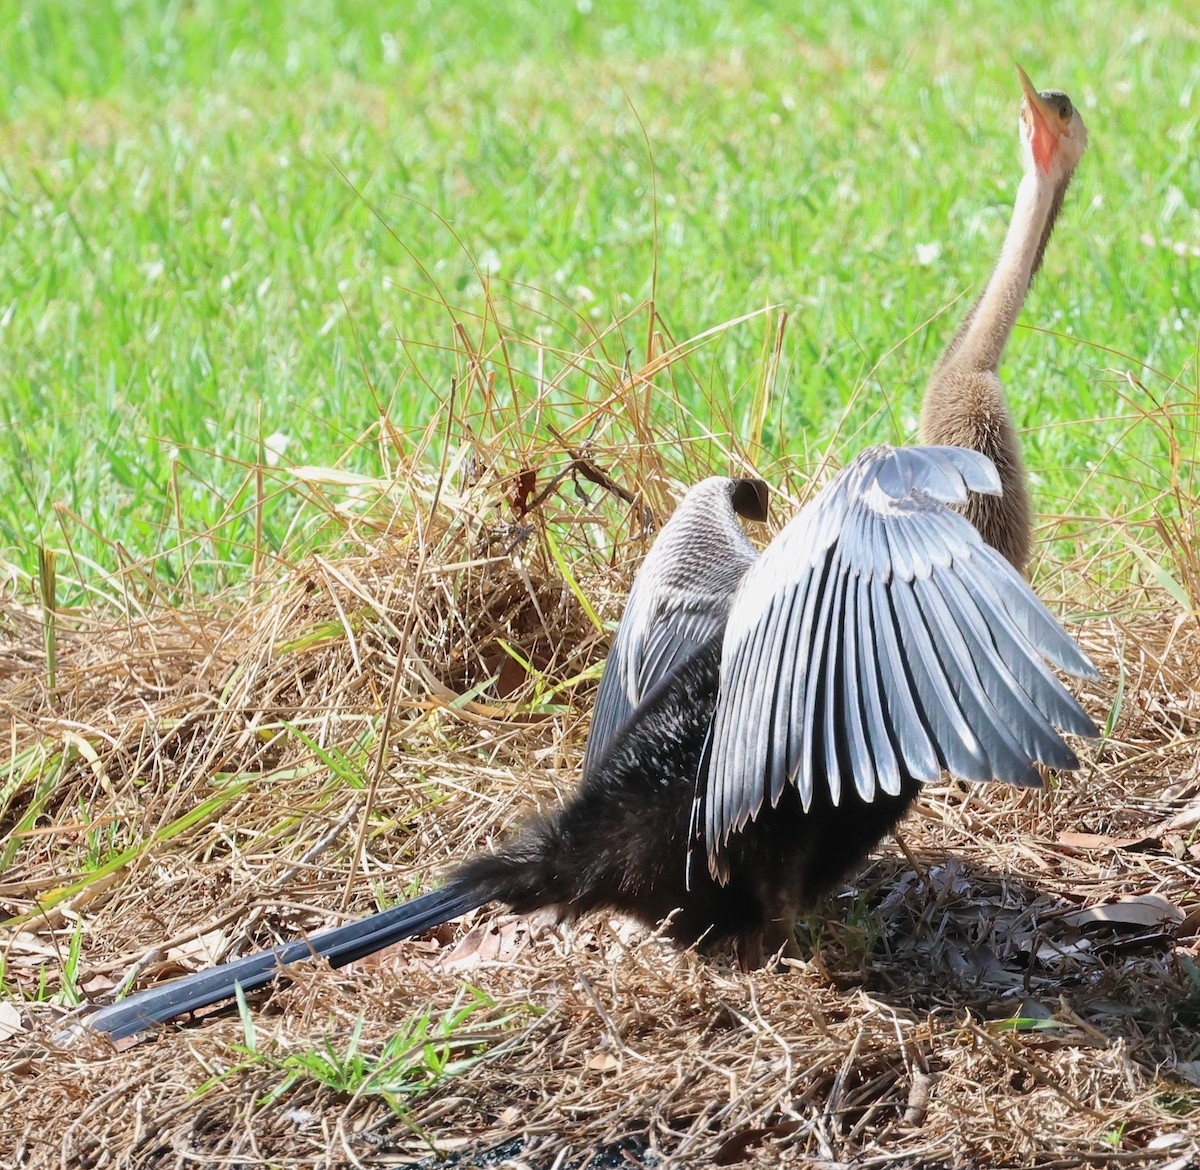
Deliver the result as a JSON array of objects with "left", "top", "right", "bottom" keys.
[
  {"left": 583, "top": 479, "right": 760, "bottom": 779},
  {"left": 703, "top": 445, "right": 1098, "bottom": 875},
  {"left": 584, "top": 576, "right": 749, "bottom": 779}
]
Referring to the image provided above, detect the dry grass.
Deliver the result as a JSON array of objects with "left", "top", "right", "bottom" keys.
[{"left": 3, "top": 296, "right": 1200, "bottom": 1169}]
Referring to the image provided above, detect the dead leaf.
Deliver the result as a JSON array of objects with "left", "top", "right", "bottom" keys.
[
  {"left": 167, "top": 928, "right": 230, "bottom": 966},
  {"left": 1010, "top": 932, "right": 1096, "bottom": 964},
  {"left": 495, "top": 654, "right": 528, "bottom": 697},
  {"left": 442, "top": 918, "right": 528, "bottom": 969},
  {"left": 0, "top": 1001, "right": 25, "bottom": 1041},
  {"left": 1061, "top": 894, "right": 1185, "bottom": 931},
  {"left": 6, "top": 934, "right": 62, "bottom": 961},
  {"left": 1148, "top": 1134, "right": 1190, "bottom": 1151},
  {"left": 1162, "top": 802, "right": 1200, "bottom": 834},
  {"left": 1173, "top": 1062, "right": 1200, "bottom": 1088},
  {"left": 511, "top": 468, "right": 537, "bottom": 516},
  {"left": 713, "top": 1121, "right": 802, "bottom": 1165},
  {"left": 424, "top": 1137, "right": 472, "bottom": 1153},
  {"left": 1056, "top": 831, "right": 1157, "bottom": 851}
]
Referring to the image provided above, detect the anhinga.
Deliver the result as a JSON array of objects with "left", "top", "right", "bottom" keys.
[{"left": 68, "top": 68, "right": 1093, "bottom": 1042}]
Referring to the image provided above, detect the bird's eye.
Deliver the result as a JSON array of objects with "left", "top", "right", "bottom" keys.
[{"left": 1060, "top": 99, "right": 1074, "bottom": 119}]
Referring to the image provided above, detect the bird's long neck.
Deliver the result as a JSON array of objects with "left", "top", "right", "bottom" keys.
[
  {"left": 920, "top": 164, "right": 1069, "bottom": 574},
  {"left": 937, "top": 167, "right": 1061, "bottom": 376}
]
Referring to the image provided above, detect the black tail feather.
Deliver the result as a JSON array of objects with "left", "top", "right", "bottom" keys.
[{"left": 64, "top": 881, "right": 488, "bottom": 1042}]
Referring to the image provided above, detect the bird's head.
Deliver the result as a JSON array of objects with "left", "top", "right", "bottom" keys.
[
  {"left": 1016, "top": 64, "right": 1088, "bottom": 184},
  {"left": 730, "top": 477, "right": 770, "bottom": 524}
]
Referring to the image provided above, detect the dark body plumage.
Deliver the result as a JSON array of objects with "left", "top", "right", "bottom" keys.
[{"left": 463, "top": 636, "right": 918, "bottom": 960}]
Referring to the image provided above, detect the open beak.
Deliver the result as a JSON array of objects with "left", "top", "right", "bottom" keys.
[{"left": 1016, "top": 64, "right": 1059, "bottom": 174}]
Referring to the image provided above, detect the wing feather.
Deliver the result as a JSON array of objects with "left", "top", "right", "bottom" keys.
[
  {"left": 935, "top": 567, "right": 1081, "bottom": 766},
  {"left": 888, "top": 580, "right": 991, "bottom": 780},
  {"left": 731, "top": 589, "right": 784, "bottom": 831},
  {"left": 972, "top": 545, "right": 1099, "bottom": 679},
  {"left": 798, "top": 551, "right": 843, "bottom": 811},
  {"left": 840, "top": 564, "right": 876, "bottom": 802},
  {"left": 911, "top": 573, "right": 1039, "bottom": 785},
  {"left": 856, "top": 572, "right": 902, "bottom": 797},
  {"left": 778, "top": 549, "right": 828, "bottom": 809},
  {"left": 765, "top": 572, "right": 811, "bottom": 808},
  {"left": 820, "top": 560, "right": 855, "bottom": 806},
  {"left": 871, "top": 574, "right": 942, "bottom": 782},
  {"left": 955, "top": 563, "right": 1098, "bottom": 735}
]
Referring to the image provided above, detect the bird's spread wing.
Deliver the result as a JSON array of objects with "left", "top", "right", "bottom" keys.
[
  {"left": 584, "top": 573, "right": 748, "bottom": 778},
  {"left": 704, "top": 444, "right": 1098, "bottom": 873},
  {"left": 583, "top": 479, "right": 762, "bottom": 779}
]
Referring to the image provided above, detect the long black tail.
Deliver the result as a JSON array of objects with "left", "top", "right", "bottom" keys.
[
  {"left": 65, "top": 881, "right": 489, "bottom": 1042},
  {"left": 64, "top": 781, "right": 617, "bottom": 1042}
]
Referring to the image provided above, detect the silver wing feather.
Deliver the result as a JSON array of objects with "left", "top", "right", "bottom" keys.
[
  {"left": 583, "top": 477, "right": 762, "bottom": 779},
  {"left": 704, "top": 444, "right": 1098, "bottom": 875}
]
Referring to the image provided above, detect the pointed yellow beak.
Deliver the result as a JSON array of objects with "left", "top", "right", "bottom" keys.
[{"left": 1016, "top": 63, "right": 1058, "bottom": 173}]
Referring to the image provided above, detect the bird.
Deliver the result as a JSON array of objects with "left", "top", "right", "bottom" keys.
[{"left": 66, "top": 67, "right": 1093, "bottom": 1042}]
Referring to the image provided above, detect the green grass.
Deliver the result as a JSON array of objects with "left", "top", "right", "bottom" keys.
[
  {"left": 2, "top": 0, "right": 1197, "bottom": 597},
  {"left": 207, "top": 984, "right": 531, "bottom": 1117}
]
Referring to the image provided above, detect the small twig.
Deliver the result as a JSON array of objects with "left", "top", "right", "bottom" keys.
[
  {"left": 37, "top": 547, "right": 57, "bottom": 702},
  {"left": 826, "top": 1023, "right": 866, "bottom": 1135},
  {"left": 546, "top": 425, "right": 655, "bottom": 528},
  {"left": 901, "top": 1066, "right": 933, "bottom": 1127},
  {"left": 576, "top": 971, "right": 650, "bottom": 1064},
  {"left": 893, "top": 830, "right": 936, "bottom": 899},
  {"left": 105, "top": 947, "right": 163, "bottom": 1002},
  {"left": 271, "top": 800, "right": 361, "bottom": 889},
  {"left": 342, "top": 378, "right": 459, "bottom": 912},
  {"left": 521, "top": 463, "right": 579, "bottom": 517},
  {"left": 80, "top": 905, "right": 253, "bottom": 977}
]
